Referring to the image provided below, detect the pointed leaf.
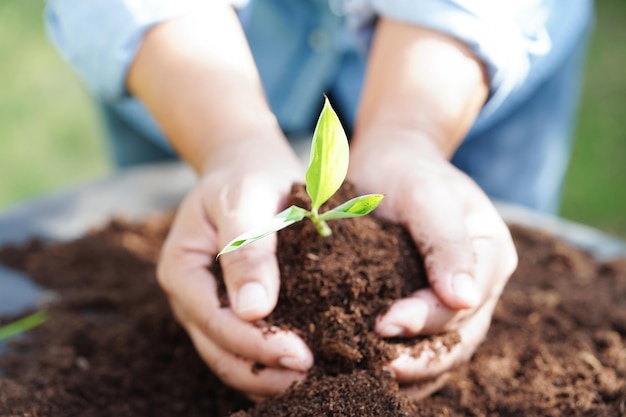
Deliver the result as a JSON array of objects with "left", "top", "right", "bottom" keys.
[
  {"left": 0, "top": 311, "right": 49, "bottom": 342},
  {"left": 320, "top": 194, "right": 384, "bottom": 221},
  {"left": 216, "top": 206, "right": 308, "bottom": 257},
  {"left": 306, "top": 97, "right": 349, "bottom": 211}
]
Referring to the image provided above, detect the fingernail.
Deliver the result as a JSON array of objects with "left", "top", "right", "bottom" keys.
[
  {"left": 236, "top": 282, "right": 268, "bottom": 315},
  {"left": 279, "top": 356, "right": 311, "bottom": 372},
  {"left": 379, "top": 324, "right": 404, "bottom": 338},
  {"left": 451, "top": 273, "right": 480, "bottom": 307}
]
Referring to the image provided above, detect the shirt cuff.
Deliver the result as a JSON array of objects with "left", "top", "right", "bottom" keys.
[
  {"left": 350, "top": 0, "right": 552, "bottom": 113},
  {"left": 45, "top": 0, "right": 248, "bottom": 101}
]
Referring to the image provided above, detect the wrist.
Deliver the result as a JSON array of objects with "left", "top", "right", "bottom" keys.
[
  {"left": 199, "top": 124, "right": 292, "bottom": 176},
  {"left": 127, "top": 5, "right": 280, "bottom": 174},
  {"left": 197, "top": 127, "right": 301, "bottom": 181},
  {"left": 351, "top": 125, "right": 448, "bottom": 163},
  {"left": 195, "top": 113, "right": 284, "bottom": 174}
]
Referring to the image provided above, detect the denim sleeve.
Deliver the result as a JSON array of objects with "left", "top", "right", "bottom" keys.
[
  {"left": 348, "top": 0, "right": 554, "bottom": 113},
  {"left": 45, "top": 0, "right": 247, "bottom": 101}
]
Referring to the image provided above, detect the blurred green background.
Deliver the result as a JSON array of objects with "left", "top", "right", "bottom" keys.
[{"left": 1, "top": 1, "right": 625, "bottom": 237}]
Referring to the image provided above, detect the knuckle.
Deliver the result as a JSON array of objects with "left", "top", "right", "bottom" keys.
[
  {"left": 155, "top": 236, "right": 185, "bottom": 296},
  {"left": 155, "top": 258, "right": 173, "bottom": 295},
  {"left": 221, "top": 246, "right": 261, "bottom": 269},
  {"left": 495, "top": 230, "right": 519, "bottom": 280},
  {"left": 506, "top": 245, "right": 519, "bottom": 275},
  {"left": 211, "top": 355, "right": 236, "bottom": 384},
  {"left": 168, "top": 302, "right": 187, "bottom": 326},
  {"left": 198, "top": 311, "right": 221, "bottom": 340},
  {"left": 220, "top": 246, "right": 273, "bottom": 284}
]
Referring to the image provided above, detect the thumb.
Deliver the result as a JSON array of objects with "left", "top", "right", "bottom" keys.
[
  {"left": 210, "top": 178, "right": 284, "bottom": 321},
  {"left": 404, "top": 190, "right": 480, "bottom": 310}
]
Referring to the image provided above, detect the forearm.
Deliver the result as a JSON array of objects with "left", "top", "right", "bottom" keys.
[
  {"left": 127, "top": 3, "right": 282, "bottom": 173},
  {"left": 354, "top": 18, "right": 488, "bottom": 159}
]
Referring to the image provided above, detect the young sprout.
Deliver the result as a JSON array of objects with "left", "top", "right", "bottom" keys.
[
  {"left": 0, "top": 310, "right": 49, "bottom": 342},
  {"left": 217, "top": 97, "right": 383, "bottom": 257}
]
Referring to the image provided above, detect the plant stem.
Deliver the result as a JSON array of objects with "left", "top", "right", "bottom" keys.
[{"left": 308, "top": 211, "right": 332, "bottom": 237}]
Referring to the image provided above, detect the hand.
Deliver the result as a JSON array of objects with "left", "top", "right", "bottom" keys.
[
  {"left": 127, "top": 4, "right": 316, "bottom": 398},
  {"left": 157, "top": 137, "right": 313, "bottom": 397},
  {"left": 348, "top": 130, "right": 518, "bottom": 399}
]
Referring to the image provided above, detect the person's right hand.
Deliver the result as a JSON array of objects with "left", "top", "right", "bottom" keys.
[{"left": 157, "top": 136, "right": 313, "bottom": 397}]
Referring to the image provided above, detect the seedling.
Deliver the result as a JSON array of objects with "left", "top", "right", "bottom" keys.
[
  {"left": 217, "top": 97, "right": 383, "bottom": 257},
  {"left": 0, "top": 310, "right": 49, "bottom": 342}
]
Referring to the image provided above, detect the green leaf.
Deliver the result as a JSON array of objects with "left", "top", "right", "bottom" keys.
[
  {"left": 0, "top": 310, "right": 49, "bottom": 342},
  {"left": 216, "top": 206, "right": 308, "bottom": 258},
  {"left": 320, "top": 194, "right": 384, "bottom": 221},
  {"left": 306, "top": 97, "right": 349, "bottom": 212}
]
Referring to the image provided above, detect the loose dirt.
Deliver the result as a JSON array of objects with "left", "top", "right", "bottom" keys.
[{"left": 0, "top": 184, "right": 624, "bottom": 416}]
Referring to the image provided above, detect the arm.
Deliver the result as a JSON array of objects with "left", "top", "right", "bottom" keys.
[
  {"left": 126, "top": 3, "right": 280, "bottom": 173},
  {"left": 349, "top": 18, "right": 517, "bottom": 395},
  {"left": 354, "top": 20, "right": 488, "bottom": 158},
  {"left": 127, "top": 4, "right": 312, "bottom": 397}
]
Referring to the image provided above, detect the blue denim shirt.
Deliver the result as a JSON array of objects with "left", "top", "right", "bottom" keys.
[
  {"left": 45, "top": 0, "right": 593, "bottom": 212},
  {"left": 46, "top": 0, "right": 591, "bottom": 131}
]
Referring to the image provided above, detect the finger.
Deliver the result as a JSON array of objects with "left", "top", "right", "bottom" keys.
[
  {"left": 167, "top": 269, "right": 313, "bottom": 372},
  {"left": 376, "top": 230, "right": 507, "bottom": 338},
  {"left": 158, "top": 192, "right": 313, "bottom": 372},
  {"left": 389, "top": 297, "right": 496, "bottom": 383},
  {"left": 464, "top": 207, "right": 518, "bottom": 297},
  {"left": 159, "top": 185, "right": 220, "bottom": 263},
  {"left": 400, "top": 183, "right": 480, "bottom": 310},
  {"left": 399, "top": 372, "right": 450, "bottom": 402},
  {"left": 218, "top": 242, "right": 280, "bottom": 321},
  {"left": 186, "top": 324, "right": 307, "bottom": 396},
  {"left": 209, "top": 177, "right": 284, "bottom": 321},
  {"left": 376, "top": 288, "right": 471, "bottom": 337}
]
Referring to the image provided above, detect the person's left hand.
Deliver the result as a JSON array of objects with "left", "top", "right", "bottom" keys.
[{"left": 348, "top": 129, "right": 518, "bottom": 400}]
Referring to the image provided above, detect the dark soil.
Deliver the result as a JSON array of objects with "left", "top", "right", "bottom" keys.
[{"left": 0, "top": 184, "right": 625, "bottom": 417}]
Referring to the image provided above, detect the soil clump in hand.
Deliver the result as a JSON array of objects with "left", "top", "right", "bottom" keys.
[{"left": 216, "top": 183, "right": 452, "bottom": 416}]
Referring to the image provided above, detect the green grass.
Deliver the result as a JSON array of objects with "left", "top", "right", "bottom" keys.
[
  {"left": 561, "top": 0, "right": 626, "bottom": 238},
  {"left": 0, "top": 1, "right": 624, "bottom": 239},
  {"left": 0, "top": 0, "right": 109, "bottom": 210},
  {"left": 0, "top": 311, "right": 49, "bottom": 342}
]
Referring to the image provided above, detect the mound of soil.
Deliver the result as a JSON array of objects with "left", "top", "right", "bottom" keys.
[{"left": 0, "top": 184, "right": 625, "bottom": 416}]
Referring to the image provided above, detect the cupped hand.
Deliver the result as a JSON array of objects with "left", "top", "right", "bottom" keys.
[
  {"left": 348, "top": 130, "right": 518, "bottom": 399},
  {"left": 157, "top": 136, "right": 313, "bottom": 397}
]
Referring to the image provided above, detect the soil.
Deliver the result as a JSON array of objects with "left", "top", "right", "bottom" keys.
[{"left": 0, "top": 183, "right": 625, "bottom": 417}]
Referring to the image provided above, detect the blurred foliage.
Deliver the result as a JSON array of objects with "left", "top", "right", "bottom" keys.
[
  {"left": 561, "top": 0, "right": 626, "bottom": 238},
  {"left": 0, "top": 1, "right": 624, "bottom": 238},
  {"left": 0, "top": 311, "right": 49, "bottom": 342},
  {"left": 0, "top": 0, "right": 109, "bottom": 209}
]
